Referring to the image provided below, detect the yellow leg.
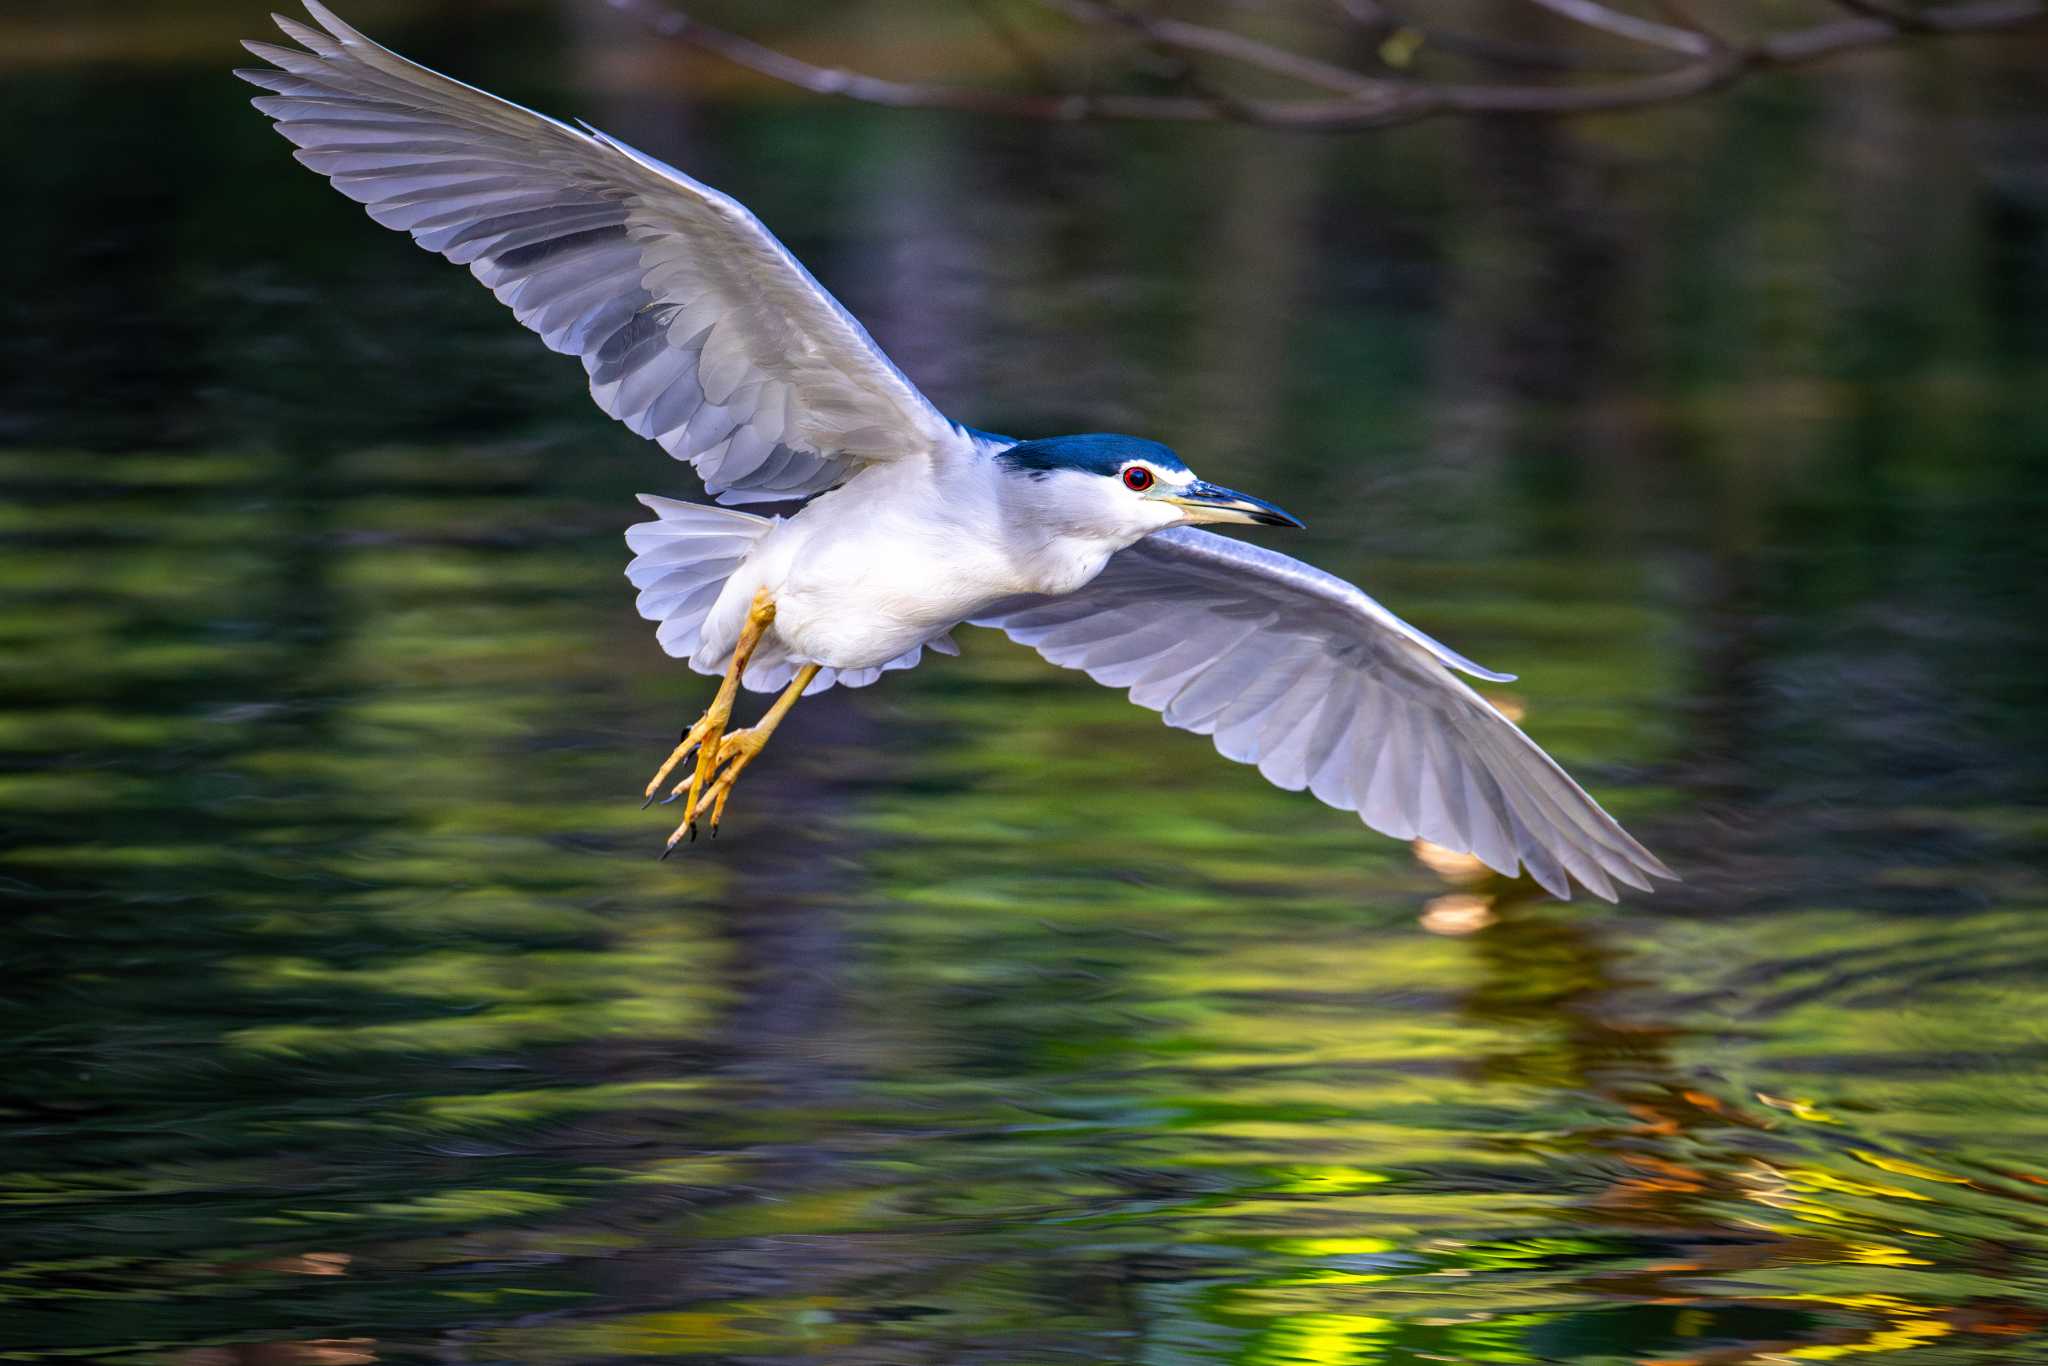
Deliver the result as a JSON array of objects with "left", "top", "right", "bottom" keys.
[
  {"left": 650, "top": 591, "right": 775, "bottom": 854},
  {"left": 694, "top": 663, "right": 821, "bottom": 836}
]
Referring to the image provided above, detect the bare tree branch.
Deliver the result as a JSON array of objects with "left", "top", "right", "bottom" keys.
[
  {"left": 605, "top": 0, "right": 2047, "bottom": 132},
  {"left": 1337, "top": 2, "right": 1676, "bottom": 74},
  {"left": 1518, "top": 0, "right": 1718, "bottom": 56},
  {"left": 603, "top": 0, "right": 1225, "bottom": 120},
  {"left": 1040, "top": 0, "right": 1399, "bottom": 97},
  {"left": 1827, "top": 0, "right": 1939, "bottom": 31}
]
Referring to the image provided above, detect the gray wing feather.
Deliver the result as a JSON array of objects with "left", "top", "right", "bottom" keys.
[
  {"left": 975, "top": 527, "right": 1673, "bottom": 901},
  {"left": 238, "top": 4, "right": 962, "bottom": 505}
]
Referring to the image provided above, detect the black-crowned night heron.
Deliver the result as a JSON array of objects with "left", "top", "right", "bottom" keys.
[{"left": 238, "top": 4, "right": 1673, "bottom": 899}]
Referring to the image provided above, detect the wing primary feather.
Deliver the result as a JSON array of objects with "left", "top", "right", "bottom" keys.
[
  {"left": 983, "top": 528, "right": 1670, "bottom": 901},
  {"left": 1255, "top": 681, "right": 1338, "bottom": 794},
  {"left": 1304, "top": 702, "right": 1365, "bottom": 810},
  {"left": 1412, "top": 725, "right": 1464, "bottom": 853},
  {"left": 239, "top": 4, "right": 967, "bottom": 505}
]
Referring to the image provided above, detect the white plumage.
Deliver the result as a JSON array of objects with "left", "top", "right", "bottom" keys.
[{"left": 240, "top": 4, "right": 1674, "bottom": 900}]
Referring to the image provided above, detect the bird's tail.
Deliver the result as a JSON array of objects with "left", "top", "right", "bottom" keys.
[
  {"left": 624, "top": 495, "right": 779, "bottom": 670},
  {"left": 624, "top": 492, "right": 958, "bottom": 694}
]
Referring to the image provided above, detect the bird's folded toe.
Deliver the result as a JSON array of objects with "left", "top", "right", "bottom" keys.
[
  {"left": 644, "top": 714, "right": 717, "bottom": 806},
  {"left": 693, "top": 726, "right": 774, "bottom": 834}
]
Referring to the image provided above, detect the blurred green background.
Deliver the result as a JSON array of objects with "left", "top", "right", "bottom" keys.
[{"left": 2, "top": 2, "right": 2046, "bottom": 1362}]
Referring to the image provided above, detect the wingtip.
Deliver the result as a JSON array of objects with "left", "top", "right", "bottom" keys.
[
  {"left": 1444, "top": 650, "right": 1515, "bottom": 684},
  {"left": 575, "top": 118, "right": 628, "bottom": 152},
  {"left": 301, "top": 0, "right": 357, "bottom": 42},
  {"left": 1613, "top": 824, "right": 1679, "bottom": 886},
  {"left": 1592, "top": 847, "right": 1679, "bottom": 898},
  {"left": 272, "top": 13, "right": 338, "bottom": 56},
  {"left": 1508, "top": 853, "right": 1642, "bottom": 903}
]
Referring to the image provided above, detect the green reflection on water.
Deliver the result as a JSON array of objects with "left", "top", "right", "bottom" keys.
[
  {"left": 4, "top": 418, "right": 2043, "bottom": 1362},
  {"left": 4, "top": 5, "right": 2048, "bottom": 1362}
]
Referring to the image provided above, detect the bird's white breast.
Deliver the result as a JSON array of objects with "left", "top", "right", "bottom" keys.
[{"left": 708, "top": 457, "right": 1119, "bottom": 672}]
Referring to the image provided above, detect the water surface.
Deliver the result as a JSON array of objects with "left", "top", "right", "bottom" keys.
[{"left": 3, "top": 5, "right": 2046, "bottom": 1362}]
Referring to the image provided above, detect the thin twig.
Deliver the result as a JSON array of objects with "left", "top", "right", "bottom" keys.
[
  {"left": 1827, "top": 0, "right": 1938, "bottom": 31},
  {"left": 1104, "top": 0, "right": 1271, "bottom": 116},
  {"left": 1041, "top": 0, "right": 1401, "bottom": 97},
  {"left": 1337, "top": 0, "right": 1676, "bottom": 72},
  {"left": 1517, "top": 0, "right": 1718, "bottom": 55},
  {"left": 603, "top": 0, "right": 1220, "bottom": 120},
  {"left": 1649, "top": 0, "right": 1738, "bottom": 51},
  {"left": 1761, "top": 0, "right": 2037, "bottom": 58}
]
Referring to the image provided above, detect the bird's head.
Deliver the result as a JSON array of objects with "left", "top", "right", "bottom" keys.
[{"left": 992, "top": 434, "right": 1302, "bottom": 547}]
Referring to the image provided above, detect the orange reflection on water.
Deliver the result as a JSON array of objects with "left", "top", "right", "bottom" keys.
[
  {"left": 178, "top": 1340, "right": 375, "bottom": 1366},
  {"left": 1411, "top": 840, "right": 1491, "bottom": 887},
  {"left": 252, "top": 1251, "right": 352, "bottom": 1277},
  {"left": 1420, "top": 893, "right": 1496, "bottom": 936}
]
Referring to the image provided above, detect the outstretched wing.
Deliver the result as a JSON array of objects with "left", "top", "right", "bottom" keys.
[
  {"left": 237, "top": 2, "right": 962, "bottom": 504},
  {"left": 976, "top": 528, "right": 1674, "bottom": 901}
]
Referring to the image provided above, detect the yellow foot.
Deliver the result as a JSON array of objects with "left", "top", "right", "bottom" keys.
[
  {"left": 665, "top": 704, "right": 732, "bottom": 850},
  {"left": 657, "top": 721, "right": 742, "bottom": 805},
  {"left": 657, "top": 660, "right": 819, "bottom": 855},
  {"left": 656, "top": 698, "right": 743, "bottom": 855},
  {"left": 692, "top": 724, "right": 775, "bottom": 836},
  {"left": 643, "top": 710, "right": 718, "bottom": 808},
  {"left": 644, "top": 701, "right": 729, "bottom": 855},
  {"left": 650, "top": 590, "right": 777, "bottom": 857}
]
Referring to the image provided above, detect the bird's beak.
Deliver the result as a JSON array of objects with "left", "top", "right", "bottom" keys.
[{"left": 1156, "top": 480, "right": 1305, "bottom": 529}]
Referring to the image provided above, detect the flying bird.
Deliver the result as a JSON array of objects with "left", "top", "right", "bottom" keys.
[{"left": 237, "top": 3, "right": 1673, "bottom": 900}]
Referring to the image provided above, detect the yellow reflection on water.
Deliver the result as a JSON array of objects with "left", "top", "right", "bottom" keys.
[
  {"left": 1755, "top": 1093, "right": 1839, "bottom": 1125},
  {"left": 1242, "top": 1312, "right": 1393, "bottom": 1366},
  {"left": 1851, "top": 1150, "right": 1975, "bottom": 1186},
  {"left": 1272, "top": 1269, "right": 1391, "bottom": 1288},
  {"left": 1766, "top": 1293, "right": 1956, "bottom": 1360},
  {"left": 481, "top": 1297, "right": 854, "bottom": 1358},
  {"left": 1777, "top": 1166, "right": 1929, "bottom": 1203},
  {"left": 1267, "top": 1166, "right": 1392, "bottom": 1195},
  {"left": 1267, "top": 1237, "right": 1397, "bottom": 1258}
]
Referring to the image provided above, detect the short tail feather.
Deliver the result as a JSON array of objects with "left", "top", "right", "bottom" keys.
[{"left": 625, "top": 495, "right": 775, "bottom": 667}]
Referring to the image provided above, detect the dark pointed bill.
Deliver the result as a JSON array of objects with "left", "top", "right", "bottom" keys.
[{"left": 1158, "top": 480, "right": 1306, "bottom": 529}]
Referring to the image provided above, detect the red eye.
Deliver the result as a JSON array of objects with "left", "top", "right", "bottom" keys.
[{"left": 1123, "top": 466, "right": 1154, "bottom": 492}]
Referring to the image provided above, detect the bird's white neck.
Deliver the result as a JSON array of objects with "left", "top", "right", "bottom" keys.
[
  {"left": 1008, "top": 531, "right": 1121, "bottom": 599},
  {"left": 978, "top": 456, "right": 1158, "bottom": 598}
]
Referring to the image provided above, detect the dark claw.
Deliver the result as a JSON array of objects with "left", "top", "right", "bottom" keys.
[
  {"left": 688, "top": 823, "right": 698, "bottom": 843},
  {"left": 709, "top": 823, "right": 719, "bottom": 840},
  {"left": 641, "top": 792, "right": 656, "bottom": 810},
  {"left": 659, "top": 841, "right": 676, "bottom": 862},
  {"left": 659, "top": 790, "right": 681, "bottom": 806}
]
